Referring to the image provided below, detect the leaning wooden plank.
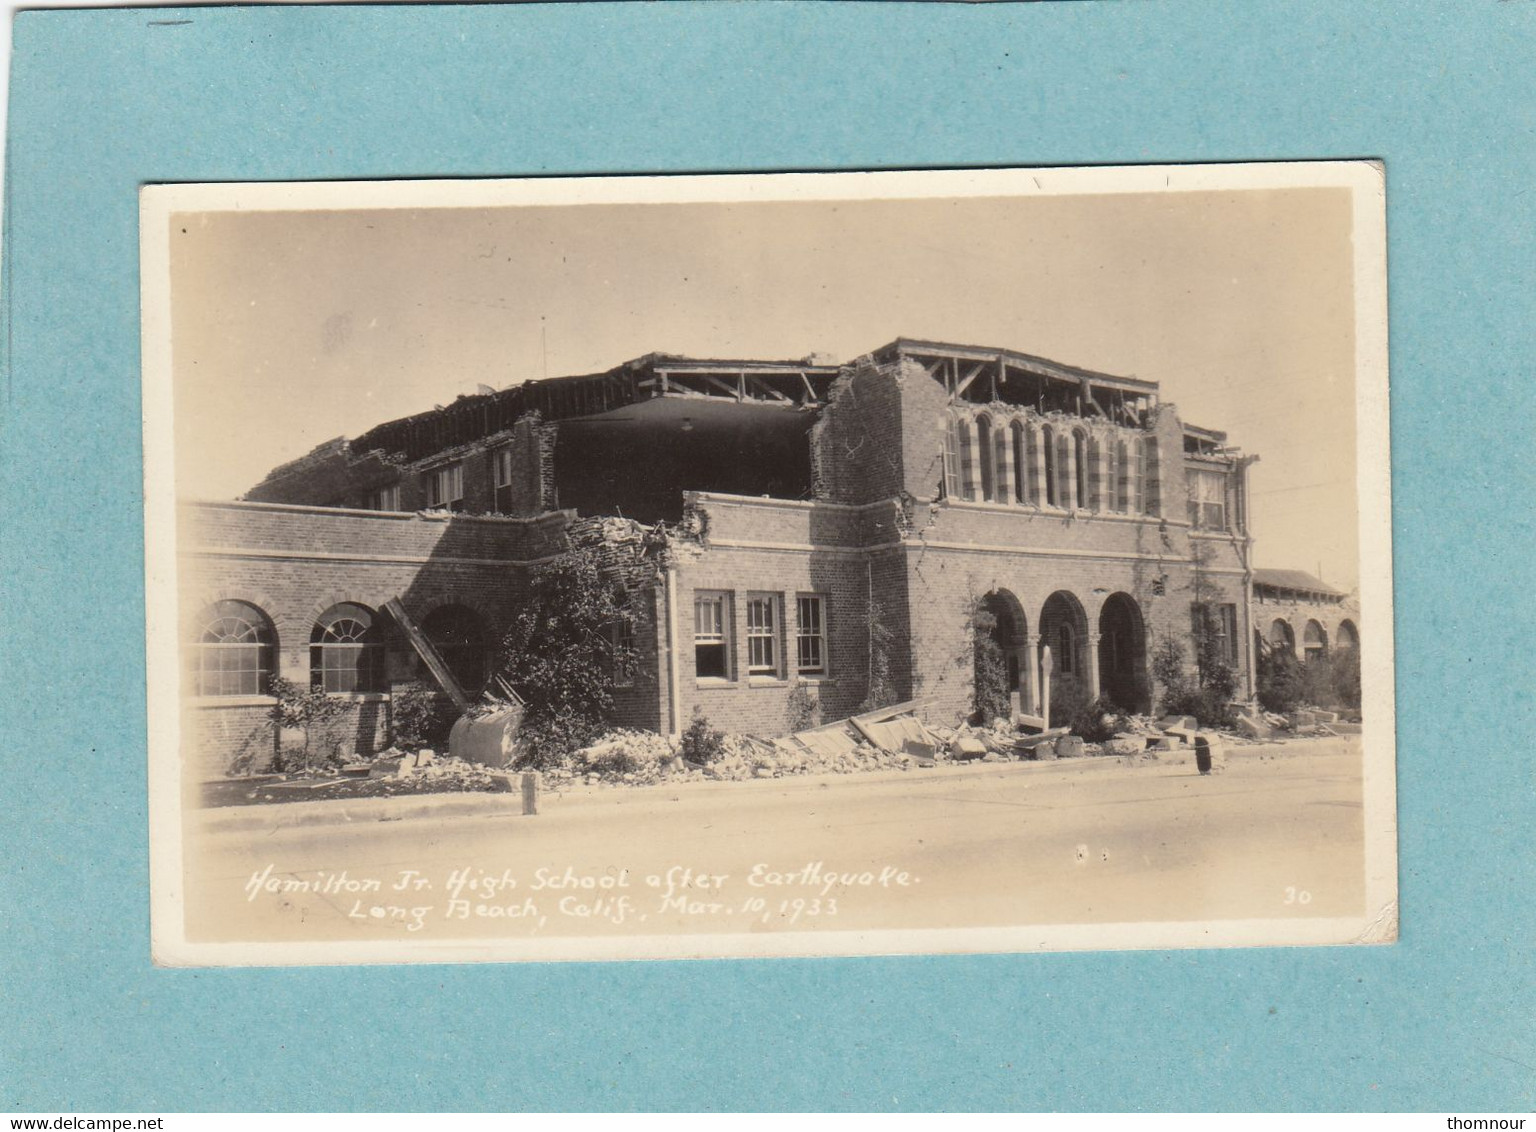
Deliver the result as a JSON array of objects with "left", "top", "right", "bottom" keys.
[
  {"left": 848, "top": 714, "right": 893, "bottom": 752},
  {"left": 383, "top": 597, "right": 472, "bottom": 712}
]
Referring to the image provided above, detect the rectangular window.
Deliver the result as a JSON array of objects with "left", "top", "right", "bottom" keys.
[
  {"left": 1187, "top": 467, "right": 1227, "bottom": 530},
  {"left": 1219, "top": 603, "right": 1238, "bottom": 666},
  {"left": 492, "top": 447, "right": 515, "bottom": 513},
  {"left": 942, "top": 419, "right": 960, "bottom": 500},
  {"left": 426, "top": 463, "right": 464, "bottom": 511},
  {"left": 611, "top": 618, "right": 636, "bottom": 688},
  {"left": 1191, "top": 602, "right": 1239, "bottom": 667},
  {"left": 745, "top": 595, "right": 778, "bottom": 677},
  {"left": 366, "top": 485, "right": 400, "bottom": 511},
  {"left": 796, "top": 595, "right": 827, "bottom": 676},
  {"left": 693, "top": 593, "right": 729, "bottom": 680}
]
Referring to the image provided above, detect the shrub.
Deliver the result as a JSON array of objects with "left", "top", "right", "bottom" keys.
[
  {"left": 1161, "top": 685, "right": 1236, "bottom": 730},
  {"left": 1331, "top": 647, "right": 1361, "bottom": 709},
  {"left": 1257, "top": 649, "right": 1306, "bottom": 714},
  {"left": 679, "top": 708, "right": 726, "bottom": 765},
  {"left": 1070, "top": 695, "right": 1132, "bottom": 742},
  {"left": 786, "top": 678, "right": 818, "bottom": 732},
  {"left": 970, "top": 603, "right": 1010, "bottom": 726},
  {"left": 493, "top": 544, "right": 638, "bottom": 768},
  {"left": 1150, "top": 636, "right": 1188, "bottom": 700},
  {"left": 391, "top": 684, "right": 455, "bottom": 752}
]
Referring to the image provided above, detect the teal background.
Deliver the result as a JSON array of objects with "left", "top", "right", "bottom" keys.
[{"left": 2, "top": 0, "right": 1533, "bottom": 1112}]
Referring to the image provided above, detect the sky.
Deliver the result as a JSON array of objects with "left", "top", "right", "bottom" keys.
[{"left": 167, "top": 182, "right": 1363, "bottom": 588}]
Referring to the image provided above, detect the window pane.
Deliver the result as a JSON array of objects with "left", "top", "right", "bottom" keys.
[{"left": 696, "top": 642, "right": 727, "bottom": 679}]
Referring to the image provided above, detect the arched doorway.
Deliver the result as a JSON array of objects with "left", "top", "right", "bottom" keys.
[
  {"left": 1303, "top": 619, "right": 1328, "bottom": 663},
  {"left": 1038, "top": 590, "right": 1089, "bottom": 726},
  {"left": 1098, "top": 592, "right": 1149, "bottom": 713},
  {"left": 974, "top": 590, "right": 1027, "bottom": 724},
  {"left": 420, "top": 604, "right": 489, "bottom": 694},
  {"left": 1337, "top": 619, "right": 1359, "bottom": 651}
]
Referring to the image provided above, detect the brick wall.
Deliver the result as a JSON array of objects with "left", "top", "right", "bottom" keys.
[
  {"left": 666, "top": 496, "right": 874, "bottom": 735},
  {"left": 178, "top": 501, "right": 572, "bottom": 778}
]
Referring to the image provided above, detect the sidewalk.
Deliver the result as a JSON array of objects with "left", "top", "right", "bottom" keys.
[{"left": 193, "top": 732, "right": 1360, "bottom": 834}]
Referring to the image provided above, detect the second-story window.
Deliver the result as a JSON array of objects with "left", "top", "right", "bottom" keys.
[
  {"left": 492, "top": 448, "right": 515, "bottom": 513},
  {"left": 977, "top": 415, "right": 996, "bottom": 502},
  {"left": 1187, "top": 467, "right": 1228, "bottom": 530},
  {"left": 365, "top": 485, "right": 400, "bottom": 512},
  {"left": 426, "top": 463, "right": 464, "bottom": 512}
]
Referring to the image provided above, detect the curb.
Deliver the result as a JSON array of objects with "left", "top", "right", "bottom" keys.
[{"left": 195, "top": 791, "right": 528, "bottom": 834}]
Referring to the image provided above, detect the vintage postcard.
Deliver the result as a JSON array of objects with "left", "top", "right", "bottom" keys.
[{"left": 142, "top": 163, "right": 1396, "bottom": 966}]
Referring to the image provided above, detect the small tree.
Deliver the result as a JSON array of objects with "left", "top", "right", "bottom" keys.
[
  {"left": 1150, "top": 635, "right": 1188, "bottom": 702},
  {"left": 390, "top": 684, "right": 455, "bottom": 752},
  {"left": 494, "top": 544, "right": 638, "bottom": 768},
  {"left": 268, "top": 675, "right": 352, "bottom": 774},
  {"left": 678, "top": 707, "right": 726, "bottom": 765},
  {"left": 1257, "top": 648, "right": 1306, "bottom": 714},
  {"left": 1331, "top": 646, "right": 1361, "bottom": 710}
]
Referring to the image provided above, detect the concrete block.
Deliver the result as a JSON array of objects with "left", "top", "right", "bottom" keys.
[
  {"left": 952, "top": 735, "right": 988, "bottom": 760},
  {"left": 1234, "top": 714, "right": 1267, "bottom": 740}
]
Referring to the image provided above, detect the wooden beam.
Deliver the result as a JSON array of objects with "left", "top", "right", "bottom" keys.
[
  {"left": 747, "top": 375, "right": 791, "bottom": 402},
  {"left": 953, "top": 363, "right": 985, "bottom": 401},
  {"left": 800, "top": 372, "right": 819, "bottom": 403},
  {"left": 382, "top": 598, "right": 472, "bottom": 713},
  {"left": 696, "top": 373, "right": 741, "bottom": 400}
]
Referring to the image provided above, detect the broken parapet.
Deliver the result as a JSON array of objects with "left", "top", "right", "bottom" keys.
[{"left": 564, "top": 513, "right": 672, "bottom": 587}]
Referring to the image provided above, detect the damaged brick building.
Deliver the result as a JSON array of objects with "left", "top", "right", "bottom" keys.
[{"left": 181, "top": 338, "right": 1274, "bottom": 776}]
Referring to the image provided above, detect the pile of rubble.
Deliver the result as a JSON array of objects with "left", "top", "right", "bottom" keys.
[
  {"left": 1228, "top": 704, "right": 1350, "bottom": 742},
  {"left": 480, "top": 696, "right": 1356, "bottom": 791},
  {"left": 359, "top": 748, "right": 510, "bottom": 791}
]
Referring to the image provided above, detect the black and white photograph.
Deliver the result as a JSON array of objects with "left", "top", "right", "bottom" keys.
[{"left": 141, "top": 163, "right": 1396, "bottom": 965}]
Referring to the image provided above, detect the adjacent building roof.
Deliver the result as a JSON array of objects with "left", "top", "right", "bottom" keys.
[{"left": 1252, "top": 568, "right": 1345, "bottom": 599}]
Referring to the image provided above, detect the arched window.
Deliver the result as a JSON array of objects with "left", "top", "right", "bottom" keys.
[
  {"left": 1055, "top": 430, "right": 1074, "bottom": 509},
  {"left": 1041, "top": 425, "right": 1057, "bottom": 506},
  {"left": 192, "top": 600, "right": 275, "bottom": 697},
  {"left": 1337, "top": 620, "right": 1360, "bottom": 651},
  {"left": 1113, "top": 439, "right": 1130, "bottom": 512},
  {"left": 1130, "top": 436, "right": 1147, "bottom": 514},
  {"left": 956, "top": 417, "right": 977, "bottom": 501},
  {"left": 421, "top": 605, "right": 487, "bottom": 693},
  {"left": 1011, "top": 421, "right": 1028, "bottom": 503},
  {"left": 311, "top": 603, "right": 386, "bottom": 693},
  {"left": 942, "top": 417, "right": 961, "bottom": 500},
  {"left": 977, "top": 415, "right": 996, "bottom": 501},
  {"left": 1072, "top": 429, "right": 1089, "bottom": 510}
]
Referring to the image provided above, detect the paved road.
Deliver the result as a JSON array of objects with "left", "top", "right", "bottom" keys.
[{"left": 182, "top": 739, "right": 1365, "bottom": 948}]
